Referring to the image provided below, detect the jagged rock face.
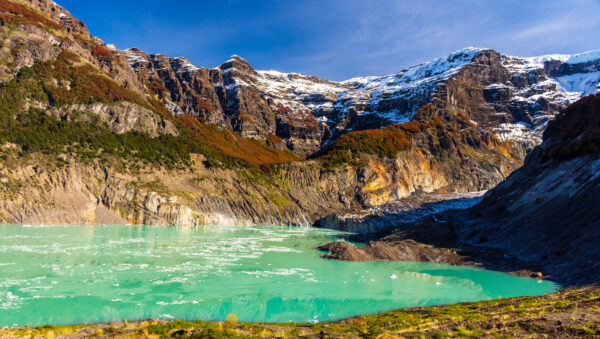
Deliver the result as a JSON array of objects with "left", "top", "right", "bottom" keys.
[
  {"left": 458, "top": 94, "right": 600, "bottom": 284},
  {"left": 0, "top": 156, "right": 206, "bottom": 227},
  {"left": 22, "top": 0, "right": 90, "bottom": 35},
  {"left": 0, "top": 24, "right": 58, "bottom": 81},
  {"left": 495, "top": 52, "right": 599, "bottom": 145},
  {"left": 18, "top": 1, "right": 600, "bottom": 161},
  {"left": 0, "top": 0, "right": 146, "bottom": 95},
  {"left": 123, "top": 50, "right": 324, "bottom": 156},
  {"left": 439, "top": 51, "right": 513, "bottom": 127},
  {"left": 124, "top": 49, "right": 225, "bottom": 123},
  {"left": 124, "top": 46, "right": 600, "bottom": 157}
]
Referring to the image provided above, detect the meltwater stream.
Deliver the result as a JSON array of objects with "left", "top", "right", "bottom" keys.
[{"left": 0, "top": 224, "right": 557, "bottom": 327}]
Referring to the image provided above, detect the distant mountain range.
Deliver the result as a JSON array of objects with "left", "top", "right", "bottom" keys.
[
  {"left": 122, "top": 46, "right": 600, "bottom": 156},
  {"left": 0, "top": 0, "right": 598, "bottom": 227}
]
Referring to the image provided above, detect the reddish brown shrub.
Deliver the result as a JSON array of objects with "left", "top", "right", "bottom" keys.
[
  {"left": 238, "top": 111, "right": 253, "bottom": 121},
  {"left": 196, "top": 100, "right": 213, "bottom": 111},
  {"left": 398, "top": 121, "right": 422, "bottom": 133},
  {"left": 323, "top": 124, "right": 411, "bottom": 161},
  {"left": 72, "top": 33, "right": 95, "bottom": 45},
  {"left": 456, "top": 112, "right": 470, "bottom": 121},
  {"left": 0, "top": 0, "right": 61, "bottom": 30},
  {"left": 267, "top": 134, "right": 283, "bottom": 144},
  {"left": 178, "top": 115, "right": 300, "bottom": 166},
  {"left": 148, "top": 80, "right": 168, "bottom": 93},
  {"left": 91, "top": 45, "right": 116, "bottom": 60}
]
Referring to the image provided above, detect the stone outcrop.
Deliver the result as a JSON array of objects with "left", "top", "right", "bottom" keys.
[
  {"left": 314, "top": 192, "right": 484, "bottom": 234},
  {"left": 318, "top": 240, "right": 467, "bottom": 264},
  {"left": 21, "top": 0, "right": 90, "bottom": 36},
  {"left": 47, "top": 102, "right": 178, "bottom": 137}
]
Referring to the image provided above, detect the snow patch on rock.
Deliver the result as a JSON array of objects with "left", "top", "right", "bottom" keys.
[
  {"left": 124, "top": 49, "right": 148, "bottom": 67},
  {"left": 556, "top": 71, "right": 600, "bottom": 96}
]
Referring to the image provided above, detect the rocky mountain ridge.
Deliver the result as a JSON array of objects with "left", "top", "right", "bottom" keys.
[
  {"left": 122, "top": 45, "right": 600, "bottom": 157},
  {"left": 0, "top": 0, "right": 597, "bottom": 228}
]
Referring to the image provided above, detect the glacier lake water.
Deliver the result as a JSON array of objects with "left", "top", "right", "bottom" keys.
[{"left": 0, "top": 224, "right": 557, "bottom": 327}]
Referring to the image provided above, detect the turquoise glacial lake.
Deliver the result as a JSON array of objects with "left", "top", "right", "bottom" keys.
[{"left": 0, "top": 224, "right": 557, "bottom": 327}]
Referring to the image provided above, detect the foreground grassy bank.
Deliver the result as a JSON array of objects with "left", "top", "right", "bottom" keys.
[{"left": 1, "top": 285, "right": 598, "bottom": 338}]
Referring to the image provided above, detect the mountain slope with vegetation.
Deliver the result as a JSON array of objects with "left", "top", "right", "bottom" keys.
[
  {"left": 125, "top": 44, "right": 600, "bottom": 159},
  {"left": 0, "top": 0, "right": 521, "bottom": 226},
  {"left": 0, "top": 0, "right": 598, "bottom": 227}
]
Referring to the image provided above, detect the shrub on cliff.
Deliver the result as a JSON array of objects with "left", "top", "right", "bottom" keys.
[
  {"left": 196, "top": 100, "right": 213, "bottom": 111},
  {"left": 91, "top": 45, "right": 117, "bottom": 62},
  {"left": 319, "top": 124, "right": 412, "bottom": 168},
  {"left": 0, "top": 50, "right": 299, "bottom": 169},
  {"left": 1, "top": 111, "right": 191, "bottom": 168},
  {"left": 0, "top": 1, "right": 61, "bottom": 31},
  {"left": 148, "top": 80, "right": 168, "bottom": 93}
]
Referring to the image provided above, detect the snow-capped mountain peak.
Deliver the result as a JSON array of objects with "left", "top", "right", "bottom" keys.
[
  {"left": 125, "top": 46, "right": 600, "bottom": 155},
  {"left": 565, "top": 49, "right": 600, "bottom": 65}
]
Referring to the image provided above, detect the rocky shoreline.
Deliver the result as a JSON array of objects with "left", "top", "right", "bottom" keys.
[
  {"left": 316, "top": 211, "right": 548, "bottom": 281},
  {"left": 311, "top": 191, "right": 550, "bottom": 281},
  {"left": 316, "top": 178, "right": 599, "bottom": 286}
]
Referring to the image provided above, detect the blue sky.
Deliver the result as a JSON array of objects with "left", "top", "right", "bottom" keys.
[{"left": 56, "top": 0, "right": 600, "bottom": 80}]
